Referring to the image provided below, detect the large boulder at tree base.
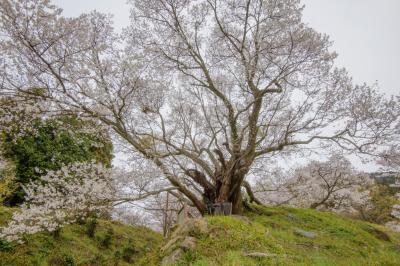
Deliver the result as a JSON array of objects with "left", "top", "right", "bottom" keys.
[{"left": 161, "top": 218, "right": 209, "bottom": 265}]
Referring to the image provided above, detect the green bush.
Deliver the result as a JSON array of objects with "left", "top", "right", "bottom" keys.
[
  {"left": 100, "top": 227, "right": 114, "bottom": 248},
  {"left": 122, "top": 240, "right": 138, "bottom": 263},
  {"left": 62, "top": 254, "right": 75, "bottom": 266},
  {"left": 0, "top": 238, "right": 14, "bottom": 251},
  {"left": 49, "top": 227, "right": 62, "bottom": 240},
  {"left": 86, "top": 217, "right": 98, "bottom": 238},
  {"left": 48, "top": 253, "right": 76, "bottom": 266}
]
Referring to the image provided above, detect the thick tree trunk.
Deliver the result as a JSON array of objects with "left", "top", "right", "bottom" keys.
[
  {"left": 185, "top": 156, "right": 252, "bottom": 215},
  {"left": 230, "top": 189, "right": 243, "bottom": 214},
  {"left": 214, "top": 174, "right": 245, "bottom": 214}
]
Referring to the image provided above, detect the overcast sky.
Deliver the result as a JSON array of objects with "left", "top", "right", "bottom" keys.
[{"left": 53, "top": 0, "right": 400, "bottom": 96}]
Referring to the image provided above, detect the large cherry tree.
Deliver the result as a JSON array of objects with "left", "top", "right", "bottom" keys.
[{"left": 0, "top": 0, "right": 398, "bottom": 214}]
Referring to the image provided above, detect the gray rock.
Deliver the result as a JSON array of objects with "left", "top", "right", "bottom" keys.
[
  {"left": 294, "top": 228, "right": 317, "bottom": 238},
  {"left": 161, "top": 218, "right": 208, "bottom": 264},
  {"left": 161, "top": 235, "right": 184, "bottom": 254},
  {"left": 286, "top": 213, "right": 299, "bottom": 221},
  {"left": 172, "top": 218, "right": 209, "bottom": 238},
  {"left": 180, "top": 236, "right": 196, "bottom": 251},
  {"left": 244, "top": 252, "right": 277, "bottom": 257},
  {"left": 161, "top": 248, "right": 184, "bottom": 266}
]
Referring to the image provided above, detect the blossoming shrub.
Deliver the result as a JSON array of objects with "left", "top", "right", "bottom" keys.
[{"left": 0, "top": 162, "right": 113, "bottom": 242}]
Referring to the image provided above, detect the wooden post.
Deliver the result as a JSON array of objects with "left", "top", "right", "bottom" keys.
[{"left": 163, "top": 191, "right": 170, "bottom": 237}]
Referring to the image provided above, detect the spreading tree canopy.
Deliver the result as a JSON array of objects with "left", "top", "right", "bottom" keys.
[{"left": 0, "top": 0, "right": 398, "bottom": 214}]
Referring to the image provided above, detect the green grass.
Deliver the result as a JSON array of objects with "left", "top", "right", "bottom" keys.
[
  {"left": 170, "top": 205, "right": 400, "bottom": 266},
  {"left": 0, "top": 207, "right": 162, "bottom": 266},
  {"left": 2, "top": 205, "right": 400, "bottom": 266}
]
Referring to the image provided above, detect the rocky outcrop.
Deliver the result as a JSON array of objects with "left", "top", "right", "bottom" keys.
[{"left": 161, "top": 218, "right": 209, "bottom": 266}]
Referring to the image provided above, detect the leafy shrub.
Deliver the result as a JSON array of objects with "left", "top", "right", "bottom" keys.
[
  {"left": 86, "top": 217, "right": 98, "bottom": 238},
  {"left": 122, "top": 240, "right": 138, "bottom": 263},
  {"left": 100, "top": 227, "right": 114, "bottom": 248},
  {"left": 114, "top": 250, "right": 121, "bottom": 260},
  {"left": 0, "top": 238, "right": 14, "bottom": 251},
  {"left": 88, "top": 254, "right": 106, "bottom": 265},
  {"left": 48, "top": 254, "right": 75, "bottom": 266},
  {"left": 62, "top": 254, "right": 75, "bottom": 266},
  {"left": 52, "top": 227, "right": 62, "bottom": 239}
]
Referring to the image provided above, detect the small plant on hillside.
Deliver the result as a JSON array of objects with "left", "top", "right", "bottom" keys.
[
  {"left": 52, "top": 227, "right": 62, "bottom": 239},
  {"left": 0, "top": 238, "right": 14, "bottom": 251},
  {"left": 122, "top": 240, "right": 138, "bottom": 263},
  {"left": 100, "top": 227, "right": 114, "bottom": 248},
  {"left": 48, "top": 254, "right": 76, "bottom": 266},
  {"left": 86, "top": 217, "right": 98, "bottom": 238},
  {"left": 114, "top": 250, "right": 122, "bottom": 265},
  {"left": 61, "top": 254, "right": 76, "bottom": 266}
]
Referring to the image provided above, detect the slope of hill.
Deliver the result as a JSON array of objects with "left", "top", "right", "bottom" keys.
[
  {"left": 152, "top": 205, "right": 400, "bottom": 266},
  {"left": 1, "top": 205, "right": 400, "bottom": 266},
  {"left": 0, "top": 207, "right": 162, "bottom": 266}
]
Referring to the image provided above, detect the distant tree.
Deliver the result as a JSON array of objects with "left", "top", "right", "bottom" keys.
[
  {"left": 256, "top": 155, "right": 372, "bottom": 212},
  {"left": 0, "top": 0, "right": 398, "bottom": 214}
]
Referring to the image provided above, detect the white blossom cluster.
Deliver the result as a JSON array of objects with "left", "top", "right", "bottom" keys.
[
  {"left": 0, "top": 162, "right": 113, "bottom": 242},
  {"left": 0, "top": 95, "right": 51, "bottom": 139}
]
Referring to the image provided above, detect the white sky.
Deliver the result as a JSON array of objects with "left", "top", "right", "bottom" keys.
[
  {"left": 53, "top": 0, "right": 399, "bottom": 171},
  {"left": 54, "top": 0, "right": 400, "bottom": 96}
]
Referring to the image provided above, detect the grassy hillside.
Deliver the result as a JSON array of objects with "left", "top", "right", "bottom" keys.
[
  {"left": 1, "top": 205, "right": 400, "bottom": 266},
  {"left": 155, "top": 205, "right": 400, "bottom": 266},
  {"left": 0, "top": 207, "right": 162, "bottom": 266}
]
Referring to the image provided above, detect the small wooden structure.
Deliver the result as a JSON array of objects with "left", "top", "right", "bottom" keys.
[{"left": 212, "top": 202, "right": 232, "bottom": 216}]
